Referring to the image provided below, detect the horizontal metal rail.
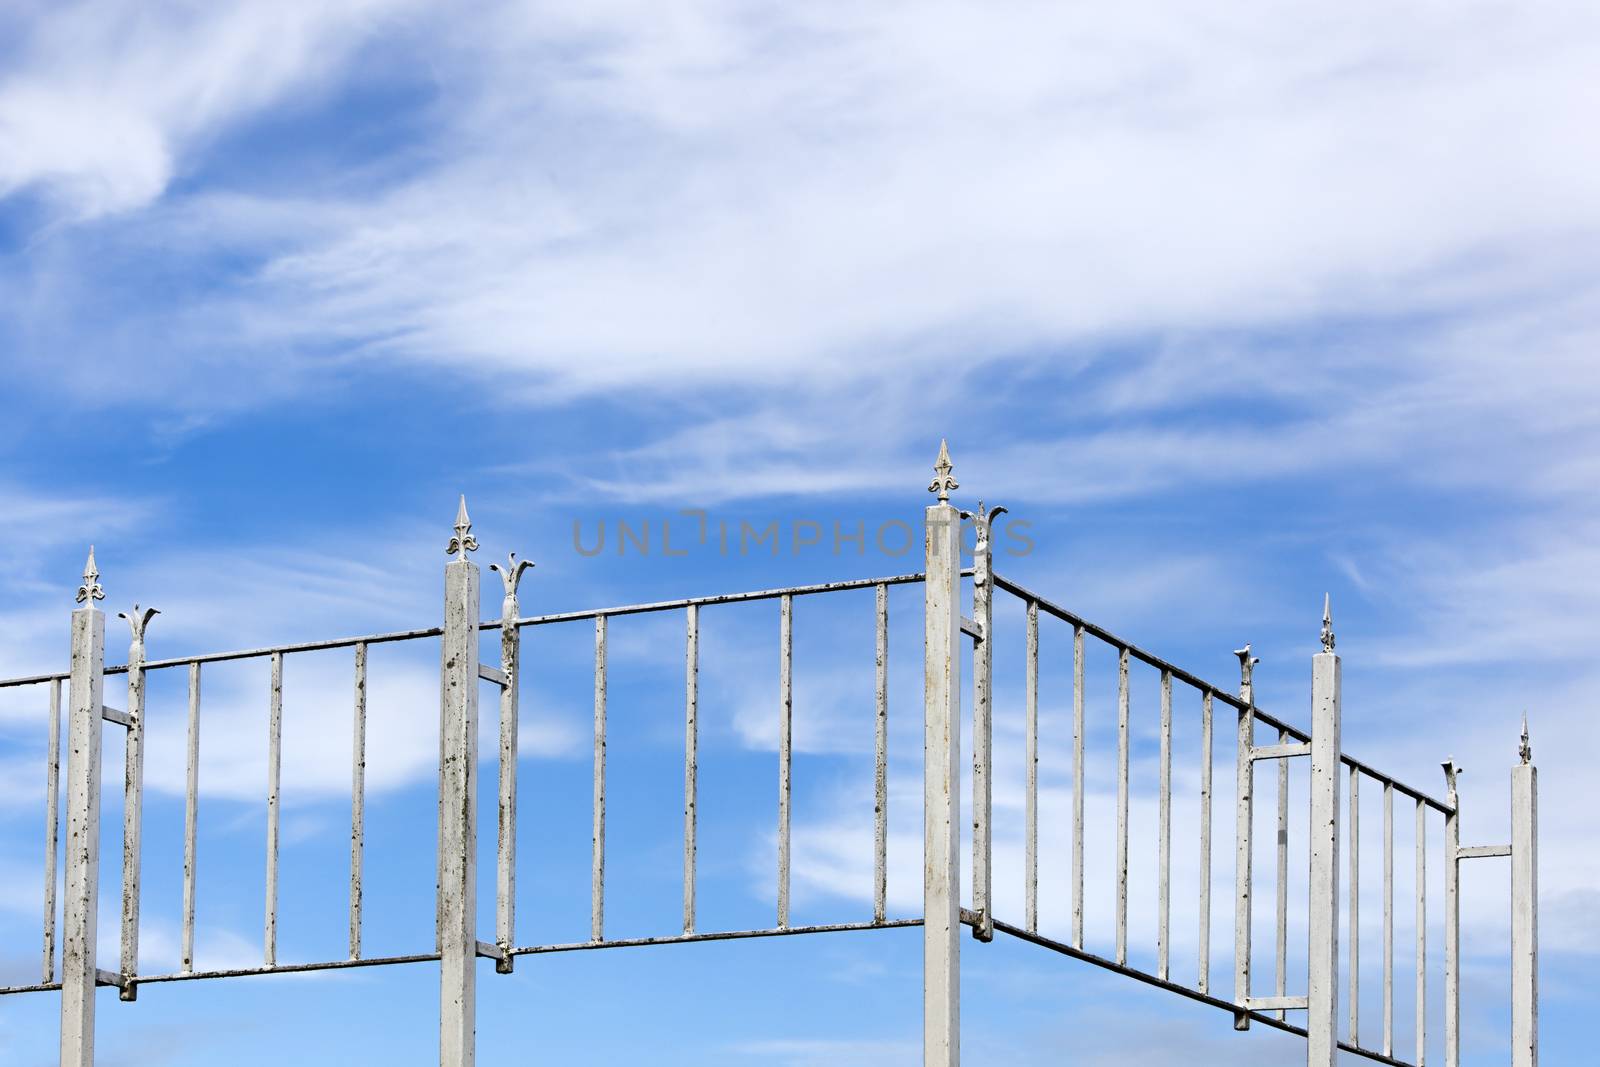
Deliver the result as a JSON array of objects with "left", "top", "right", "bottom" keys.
[
  {"left": 512, "top": 918, "right": 921, "bottom": 956},
  {"left": 991, "top": 574, "right": 1455, "bottom": 814},
  {"left": 0, "top": 571, "right": 945, "bottom": 689},
  {"left": 0, "top": 921, "right": 921, "bottom": 998}
]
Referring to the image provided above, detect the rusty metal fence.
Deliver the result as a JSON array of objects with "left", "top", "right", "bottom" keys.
[{"left": 0, "top": 444, "right": 1538, "bottom": 1067}]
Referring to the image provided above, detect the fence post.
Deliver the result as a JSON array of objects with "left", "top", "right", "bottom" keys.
[
  {"left": 118, "top": 603, "right": 158, "bottom": 1001},
  {"left": 489, "top": 552, "right": 532, "bottom": 973},
  {"left": 440, "top": 498, "right": 481, "bottom": 1067},
  {"left": 1511, "top": 718, "right": 1538, "bottom": 1067},
  {"left": 969, "top": 500, "right": 1004, "bottom": 944},
  {"left": 1232, "top": 644, "right": 1258, "bottom": 1030},
  {"left": 1443, "top": 760, "right": 1461, "bottom": 1067},
  {"left": 1306, "top": 595, "right": 1342, "bottom": 1067},
  {"left": 924, "top": 441, "right": 962, "bottom": 1067},
  {"left": 61, "top": 549, "right": 106, "bottom": 1067}
]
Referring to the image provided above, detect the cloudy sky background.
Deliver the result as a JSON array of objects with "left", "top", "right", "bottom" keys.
[{"left": 1, "top": 1, "right": 1597, "bottom": 1063}]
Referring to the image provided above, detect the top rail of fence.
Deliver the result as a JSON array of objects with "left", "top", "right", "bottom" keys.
[
  {"left": 991, "top": 573, "right": 1454, "bottom": 816},
  {"left": 0, "top": 570, "right": 939, "bottom": 690}
]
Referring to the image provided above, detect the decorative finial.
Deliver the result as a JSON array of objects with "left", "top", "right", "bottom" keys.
[
  {"left": 928, "top": 439, "right": 958, "bottom": 503},
  {"left": 1442, "top": 758, "right": 1462, "bottom": 795},
  {"left": 446, "top": 495, "right": 479, "bottom": 559},
  {"left": 1519, "top": 713, "right": 1531, "bottom": 765},
  {"left": 489, "top": 552, "right": 535, "bottom": 601},
  {"left": 119, "top": 604, "right": 160, "bottom": 644},
  {"left": 1234, "top": 644, "right": 1259, "bottom": 701},
  {"left": 75, "top": 546, "right": 105, "bottom": 604},
  {"left": 1320, "top": 593, "right": 1335, "bottom": 653},
  {"left": 961, "top": 500, "right": 1009, "bottom": 530}
]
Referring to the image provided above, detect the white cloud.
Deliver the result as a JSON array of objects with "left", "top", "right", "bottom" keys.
[{"left": 0, "top": 0, "right": 417, "bottom": 218}]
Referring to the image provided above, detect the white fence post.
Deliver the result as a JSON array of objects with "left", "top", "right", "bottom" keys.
[
  {"left": 1306, "top": 596, "right": 1342, "bottom": 1067},
  {"left": 489, "top": 552, "right": 531, "bottom": 973},
  {"left": 1443, "top": 760, "right": 1461, "bottom": 1067},
  {"left": 925, "top": 441, "right": 962, "bottom": 1067},
  {"left": 1233, "top": 644, "right": 1258, "bottom": 1030},
  {"left": 1511, "top": 719, "right": 1538, "bottom": 1067},
  {"left": 440, "top": 498, "right": 481, "bottom": 1067},
  {"left": 118, "top": 604, "right": 158, "bottom": 1001},
  {"left": 61, "top": 549, "right": 107, "bottom": 1067},
  {"left": 969, "top": 500, "right": 1003, "bottom": 944}
]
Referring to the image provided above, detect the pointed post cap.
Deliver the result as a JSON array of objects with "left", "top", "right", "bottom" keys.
[
  {"left": 75, "top": 546, "right": 105, "bottom": 604},
  {"left": 446, "top": 495, "right": 479, "bottom": 559},
  {"left": 928, "top": 439, "right": 958, "bottom": 503},
  {"left": 1519, "top": 713, "right": 1532, "bottom": 765},
  {"left": 1319, "top": 593, "right": 1336, "bottom": 653}
]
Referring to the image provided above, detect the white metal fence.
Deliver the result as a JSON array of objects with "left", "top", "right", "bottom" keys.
[{"left": 0, "top": 444, "right": 1538, "bottom": 1067}]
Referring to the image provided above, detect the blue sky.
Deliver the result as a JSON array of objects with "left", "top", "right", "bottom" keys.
[{"left": 1, "top": 1, "right": 1598, "bottom": 1063}]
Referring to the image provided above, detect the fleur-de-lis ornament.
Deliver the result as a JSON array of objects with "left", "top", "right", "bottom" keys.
[
  {"left": 1320, "top": 593, "right": 1336, "bottom": 653},
  {"left": 490, "top": 552, "right": 535, "bottom": 606},
  {"left": 928, "top": 439, "right": 958, "bottom": 503},
  {"left": 1519, "top": 713, "right": 1532, "bottom": 765},
  {"left": 119, "top": 604, "right": 160, "bottom": 646},
  {"left": 446, "top": 495, "right": 479, "bottom": 559},
  {"left": 75, "top": 546, "right": 105, "bottom": 604}
]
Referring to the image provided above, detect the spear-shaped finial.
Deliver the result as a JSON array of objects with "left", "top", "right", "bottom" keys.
[
  {"left": 928, "top": 438, "right": 958, "bottom": 503},
  {"left": 1519, "top": 713, "right": 1531, "bottom": 765},
  {"left": 446, "top": 495, "right": 479, "bottom": 559},
  {"left": 1320, "top": 593, "right": 1335, "bottom": 653},
  {"left": 75, "top": 546, "right": 105, "bottom": 604}
]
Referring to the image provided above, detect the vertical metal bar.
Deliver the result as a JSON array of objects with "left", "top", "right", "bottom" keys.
[
  {"left": 119, "top": 609, "right": 154, "bottom": 1000},
  {"left": 1025, "top": 599, "right": 1039, "bottom": 935},
  {"left": 43, "top": 678, "right": 62, "bottom": 984},
  {"left": 1383, "top": 781, "right": 1394, "bottom": 1058},
  {"left": 923, "top": 465, "right": 962, "bottom": 1067},
  {"left": 1442, "top": 764, "right": 1459, "bottom": 1067},
  {"left": 1233, "top": 648, "right": 1257, "bottom": 1031},
  {"left": 60, "top": 590, "right": 105, "bottom": 1067},
  {"left": 494, "top": 563, "right": 524, "bottom": 975},
  {"left": 439, "top": 540, "right": 480, "bottom": 1067},
  {"left": 778, "top": 594, "right": 793, "bottom": 929},
  {"left": 874, "top": 584, "right": 888, "bottom": 925},
  {"left": 1416, "top": 799, "right": 1427, "bottom": 1067},
  {"left": 1198, "top": 688, "right": 1213, "bottom": 993},
  {"left": 971, "top": 514, "right": 994, "bottom": 942},
  {"left": 350, "top": 642, "right": 366, "bottom": 960},
  {"left": 1158, "top": 669, "right": 1172, "bottom": 980},
  {"left": 684, "top": 604, "right": 699, "bottom": 935},
  {"left": 181, "top": 662, "right": 200, "bottom": 973},
  {"left": 1071, "top": 623, "right": 1085, "bottom": 951},
  {"left": 1275, "top": 724, "right": 1289, "bottom": 1020},
  {"left": 1307, "top": 627, "right": 1342, "bottom": 1067},
  {"left": 1511, "top": 725, "right": 1538, "bottom": 1067},
  {"left": 1350, "top": 767, "right": 1361, "bottom": 1046},
  {"left": 592, "top": 615, "right": 606, "bottom": 943},
  {"left": 265, "top": 651, "right": 282, "bottom": 966},
  {"left": 1115, "top": 645, "right": 1129, "bottom": 966}
]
